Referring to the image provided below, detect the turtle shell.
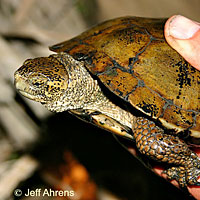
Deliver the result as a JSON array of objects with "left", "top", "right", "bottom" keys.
[{"left": 49, "top": 16, "right": 200, "bottom": 138}]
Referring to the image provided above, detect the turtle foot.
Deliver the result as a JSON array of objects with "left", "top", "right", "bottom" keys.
[
  {"left": 163, "top": 165, "right": 200, "bottom": 187},
  {"left": 133, "top": 117, "right": 200, "bottom": 187}
]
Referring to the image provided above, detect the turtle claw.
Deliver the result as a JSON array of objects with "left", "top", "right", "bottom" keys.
[
  {"left": 163, "top": 166, "right": 187, "bottom": 187},
  {"left": 192, "top": 181, "right": 200, "bottom": 186},
  {"left": 163, "top": 166, "right": 200, "bottom": 187}
]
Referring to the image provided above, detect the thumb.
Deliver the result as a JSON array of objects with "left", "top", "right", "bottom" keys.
[{"left": 164, "top": 15, "right": 200, "bottom": 70}]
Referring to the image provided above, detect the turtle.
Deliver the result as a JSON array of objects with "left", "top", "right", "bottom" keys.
[{"left": 14, "top": 16, "right": 200, "bottom": 187}]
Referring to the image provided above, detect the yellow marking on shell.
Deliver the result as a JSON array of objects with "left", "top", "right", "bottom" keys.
[{"left": 159, "top": 118, "right": 184, "bottom": 133}]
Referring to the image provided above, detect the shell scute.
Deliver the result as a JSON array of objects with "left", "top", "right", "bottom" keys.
[
  {"left": 161, "top": 105, "right": 195, "bottom": 130},
  {"left": 99, "top": 68, "right": 138, "bottom": 98},
  {"left": 128, "top": 86, "right": 166, "bottom": 118}
]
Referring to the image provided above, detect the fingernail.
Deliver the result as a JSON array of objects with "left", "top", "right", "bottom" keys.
[{"left": 168, "top": 15, "right": 200, "bottom": 39}]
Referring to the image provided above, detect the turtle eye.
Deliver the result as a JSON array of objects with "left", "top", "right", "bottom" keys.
[
  {"left": 33, "top": 82, "right": 42, "bottom": 87},
  {"left": 29, "top": 76, "right": 47, "bottom": 88}
]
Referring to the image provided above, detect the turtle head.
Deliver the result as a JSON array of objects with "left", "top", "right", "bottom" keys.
[{"left": 14, "top": 55, "right": 69, "bottom": 110}]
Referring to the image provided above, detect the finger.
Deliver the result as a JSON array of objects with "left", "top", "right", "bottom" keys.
[
  {"left": 127, "top": 146, "right": 200, "bottom": 199},
  {"left": 164, "top": 15, "right": 200, "bottom": 70}
]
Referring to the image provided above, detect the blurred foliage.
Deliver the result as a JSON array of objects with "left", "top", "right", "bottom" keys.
[{"left": 76, "top": 0, "right": 99, "bottom": 26}]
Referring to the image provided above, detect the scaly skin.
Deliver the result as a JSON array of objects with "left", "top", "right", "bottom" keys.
[
  {"left": 14, "top": 53, "right": 200, "bottom": 187},
  {"left": 133, "top": 117, "right": 200, "bottom": 187}
]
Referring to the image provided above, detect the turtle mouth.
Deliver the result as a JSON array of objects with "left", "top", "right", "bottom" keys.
[
  {"left": 16, "top": 88, "right": 45, "bottom": 103},
  {"left": 14, "top": 73, "right": 44, "bottom": 102},
  {"left": 17, "top": 89, "right": 38, "bottom": 101}
]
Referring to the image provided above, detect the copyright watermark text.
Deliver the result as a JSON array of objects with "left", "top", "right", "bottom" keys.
[{"left": 14, "top": 188, "right": 75, "bottom": 197}]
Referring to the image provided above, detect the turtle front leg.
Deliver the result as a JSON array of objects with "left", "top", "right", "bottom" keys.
[{"left": 133, "top": 117, "right": 200, "bottom": 187}]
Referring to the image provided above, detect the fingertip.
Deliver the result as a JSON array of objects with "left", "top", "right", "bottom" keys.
[
  {"left": 164, "top": 15, "right": 178, "bottom": 37},
  {"left": 165, "top": 16, "right": 200, "bottom": 70},
  {"left": 165, "top": 15, "right": 200, "bottom": 39},
  {"left": 164, "top": 15, "right": 178, "bottom": 51}
]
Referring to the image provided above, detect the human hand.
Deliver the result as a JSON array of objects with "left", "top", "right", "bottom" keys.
[
  {"left": 127, "top": 146, "right": 200, "bottom": 200},
  {"left": 125, "top": 15, "right": 200, "bottom": 200},
  {"left": 162, "top": 15, "right": 200, "bottom": 199},
  {"left": 164, "top": 15, "right": 200, "bottom": 71}
]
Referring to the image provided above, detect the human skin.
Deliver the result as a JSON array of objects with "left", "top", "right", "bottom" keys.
[
  {"left": 128, "top": 15, "right": 200, "bottom": 200},
  {"left": 164, "top": 15, "right": 200, "bottom": 199},
  {"left": 165, "top": 15, "right": 200, "bottom": 71}
]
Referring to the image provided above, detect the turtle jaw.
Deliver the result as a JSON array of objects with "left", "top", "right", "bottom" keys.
[{"left": 14, "top": 72, "right": 45, "bottom": 102}]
